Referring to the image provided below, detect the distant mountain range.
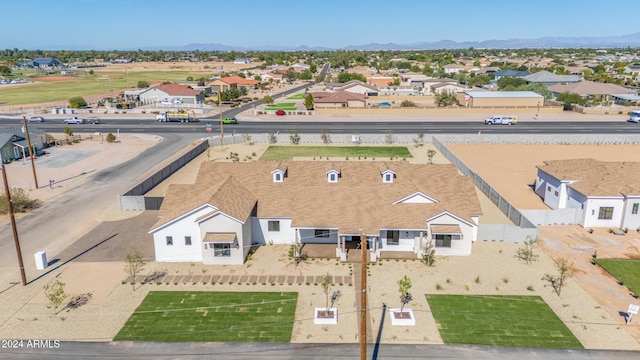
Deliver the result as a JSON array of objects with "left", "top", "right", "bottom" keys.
[{"left": 140, "top": 33, "right": 640, "bottom": 52}]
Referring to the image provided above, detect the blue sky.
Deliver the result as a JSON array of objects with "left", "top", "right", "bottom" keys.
[{"left": 2, "top": 0, "right": 639, "bottom": 50}]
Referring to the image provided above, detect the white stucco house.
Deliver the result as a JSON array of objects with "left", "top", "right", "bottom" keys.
[
  {"left": 535, "top": 159, "right": 640, "bottom": 230},
  {"left": 149, "top": 161, "right": 482, "bottom": 265}
]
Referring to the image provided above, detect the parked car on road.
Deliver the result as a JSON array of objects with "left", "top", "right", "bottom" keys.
[
  {"left": 275, "top": 110, "right": 286, "bottom": 116},
  {"left": 27, "top": 116, "right": 45, "bottom": 122},
  {"left": 222, "top": 117, "right": 238, "bottom": 124},
  {"left": 64, "top": 116, "right": 85, "bottom": 124}
]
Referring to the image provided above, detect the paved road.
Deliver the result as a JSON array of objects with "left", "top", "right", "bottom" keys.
[
  {"left": 4, "top": 119, "right": 639, "bottom": 135},
  {"left": 0, "top": 132, "right": 203, "bottom": 286},
  {"left": 2, "top": 341, "right": 640, "bottom": 359}
]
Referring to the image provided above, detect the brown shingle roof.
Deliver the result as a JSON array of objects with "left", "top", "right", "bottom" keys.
[
  {"left": 203, "top": 232, "right": 236, "bottom": 243},
  {"left": 548, "top": 81, "right": 635, "bottom": 95},
  {"left": 537, "top": 159, "right": 640, "bottom": 197},
  {"left": 313, "top": 91, "right": 366, "bottom": 104},
  {"left": 155, "top": 161, "right": 481, "bottom": 234},
  {"left": 217, "top": 76, "right": 260, "bottom": 86}
]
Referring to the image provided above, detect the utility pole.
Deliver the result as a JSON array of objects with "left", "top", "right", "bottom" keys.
[
  {"left": 22, "top": 114, "right": 38, "bottom": 189},
  {"left": 360, "top": 228, "right": 367, "bottom": 360},
  {"left": 1, "top": 159, "right": 27, "bottom": 286},
  {"left": 218, "top": 90, "right": 224, "bottom": 149}
]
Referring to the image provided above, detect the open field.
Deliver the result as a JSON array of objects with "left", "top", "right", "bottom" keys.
[
  {"left": 596, "top": 259, "right": 640, "bottom": 296},
  {"left": 427, "top": 294, "right": 583, "bottom": 349},
  {"left": 259, "top": 146, "right": 413, "bottom": 160},
  {"left": 114, "top": 291, "right": 298, "bottom": 342}
]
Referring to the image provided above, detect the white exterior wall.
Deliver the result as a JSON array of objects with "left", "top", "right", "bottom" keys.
[
  {"left": 252, "top": 218, "right": 295, "bottom": 245},
  {"left": 139, "top": 88, "right": 170, "bottom": 102},
  {"left": 621, "top": 197, "right": 640, "bottom": 231},
  {"left": 427, "top": 214, "right": 474, "bottom": 256},
  {"left": 582, "top": 197, "right": 625, "bottom": 228},
  {"left": 538, "top": 171, "right": 563, "bottom": 209},
  {"left": 152, "top": 208, "right": 213, "bottom": 262},
  {"left": 380, "top": 229, "right": 418, "bottom": 252},
  {"left": 299, "top": 229, "right": 338, "bottom": 244},
  {"left": 199, "top": 213, "right": 245, "bottom": 265}
]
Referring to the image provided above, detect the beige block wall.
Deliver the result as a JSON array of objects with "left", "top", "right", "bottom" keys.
[{"left": 315, "top": 106, "right": 564, "bottom": 116}]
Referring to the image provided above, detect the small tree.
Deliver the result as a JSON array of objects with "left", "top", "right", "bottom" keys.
[
  {"left": 63, "top": 127, "right": 74, "bottom": 137},
  {"left": 105, "top": 133, "right": 116, "bottom": 143},
  {"left": 422, "top": 240, "right": 435, "bottom": 267},
  {"left": 434, "top": 90, "right": 459, "bottom": 107},
  {"left": 555, "top": 258, "right": 575, "bottom": 296},
  {"left": 289, "top": 130, "right": 301, "bottom": 145},
  {"left": 68, "top": 96, "right": 87, "bottom": 108},
  {"left": 400, "top": 100, "right": 416, "bottom": 107},
  {"left": 304, "top": 93, "right": 314, "bottom": 110},
  {"left": 321, "top": 273, "right": 333, "bottom": 310},
  {"left": 413, "top": 133, "right": 424, "bottom": 147},
  {"left": 427, "top": 149, "right": 436, "bottom": 164},
  {"left": 320, "top": 128, "right": 331, "bottom": 144},
  {"left": 268, "top": 131, "right": 278, "bottom": 144},
  {"left": 44, "top": 279, "right": 67, "bottom": 315},
  {"left": 263, "top": 95, "right": 274, "bottom": 105},
  {"left": 398, "top": 275, "right": 412, "bottom": 312},
  {"left": 516, "top": 236, "right": 539, "bottom": 264},
  {"left": 124, "top": 253, "right": 146, "bottom": 291},
  {"left": 137, "top": 80, "right": 150, "bottom": 88}
]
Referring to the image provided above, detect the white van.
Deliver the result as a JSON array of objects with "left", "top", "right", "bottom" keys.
[{"left": 628, "top": 110, "right": 640, "bottom": 123}]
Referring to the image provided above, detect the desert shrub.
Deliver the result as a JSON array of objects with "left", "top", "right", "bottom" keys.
[{"left": 0, "top": 188, "right": 42, "bottom": 214}]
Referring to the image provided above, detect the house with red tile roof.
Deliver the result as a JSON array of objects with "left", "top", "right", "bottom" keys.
[
  {"left": 139, "top": 83, "right": 204, "bottom": 104},
  {"left": 149, "top": 161, "right": 482, "bottom": 264},
  {"left": 208, "top": 76, "right": 260, "bottom": 92}
]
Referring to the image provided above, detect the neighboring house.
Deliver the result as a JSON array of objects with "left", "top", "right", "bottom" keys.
[
  {"left": 443, "top": 64, "right": 464, "bottom": 74},
  {"left": 464, "top": 91, "right": 543, "bottom": 107},
  {"left": 19, "top": 58, "right": 62, "bottom": 69},
  {"left": 493, "top": 70, "right": 530, "bottom": 81},
  {"left": 233, "top": 58, "right": 252, "bottom": 64},
  {"left": 139, "top": 84, "right": 204, "bottom": 104},
  {"left": 430, "top": 82, "right": 467, "bottom": 94},
  {"left": 535, "top": 159, "right": 640, "bottom": 230},
  {"left": 208, "top": 76, "right": 260, "bottom": 92},
  {"left": 337, "top": 81, "right": 379, "bottom": 96},
  {"left": 547, "top": 81, "right": 636, "bottom": 104},
  {"left": 523, "top": 71, "right": 580, "bottom": 86},
  {"left": 312, "top": 91, "right": 367, "bottom": 108},
  {"left": 149, "top": 161, "right": 482, "bottom": 265},
  {"left": 0, "top": 126, "right": 46, "bottom": 162}
]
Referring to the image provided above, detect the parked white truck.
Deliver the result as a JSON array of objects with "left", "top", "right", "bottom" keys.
[{"left": 484, "top": 115, "right": 517, "bottom": 125}]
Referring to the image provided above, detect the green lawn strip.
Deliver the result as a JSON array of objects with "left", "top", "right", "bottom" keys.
[
  {"left": 427, "top": 294, "right": 582, "bottom": 349},
  {"left": 0, "top": 71, "right": 207, "bottom": 105},
  {"left": 265, "top": 103, "right": 297, "bottom": 110},
  {"left": 260, "top": 146, "right": 412, "bottom": 160},
  {"left": 114, "top": 291, "right": 297, "bottom": 342},
  {"left": 596, "top": 259, "right": 640, "bottom": 295},
  {"left": 286, "top": 94, "right": 304, "bottom": 100}
]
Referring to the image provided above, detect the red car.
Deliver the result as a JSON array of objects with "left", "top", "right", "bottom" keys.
[{"left": 275, "top": 110, "right": 286, "bottom": 116}]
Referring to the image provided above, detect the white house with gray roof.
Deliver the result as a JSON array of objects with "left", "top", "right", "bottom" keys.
[
  {"left": 535, "top": 159, "right": 640, "bottom": 230},
  {"left": 149, "top": 161, "right": 482, "bottom": 265}
]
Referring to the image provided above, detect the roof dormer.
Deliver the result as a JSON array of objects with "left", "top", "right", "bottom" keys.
[
  {"left": 326, "top": 169, "right": 340, "bottom": 183},
  {"left": 271, "top": 168, "right": 286, "bottom": 183},
  {"left": 381, "top": 169, "right": 396, "bottom": 183}
]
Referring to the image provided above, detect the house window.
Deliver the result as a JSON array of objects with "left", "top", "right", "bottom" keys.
[
  {"left": 547, "top": 186, "right": 551, "bottom": 192},
  {"left": 315, "top": 229, "right": 330, "bottom": 238},
  {"left": 275, "top": 173, "right": 281, "bottom": 182},
  {"left": 329, "top": 173, "right": 337, "bottom": 182},
  {"left": 554, "top": 191, "right": 558, "bottom": 196},
  {"left": 213, "top": 243, "right": 231, "bottom": 257},
  {"left": 435, "top": 234, "right": 452, "bottom": 248},
  {"left": 268, "top": 220, "right": 280, "bottom": 232},
  {"left": 598, "top": 207, "right": 614, "bottom": 220},
  {"left": 384, "top": 173, "right": 393, "bottom": 183},
  {"left": 166, "top": 236, "right": 173, "bottom": 246},
  {"left": 386, "top": 230, "right": 399, "bottom": 245},
  {"left": 633, "top": 203, "right": 639, "bottom": 215},
  {"left": 185, "top": 236, "right": 192, "bottom": 246}
]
